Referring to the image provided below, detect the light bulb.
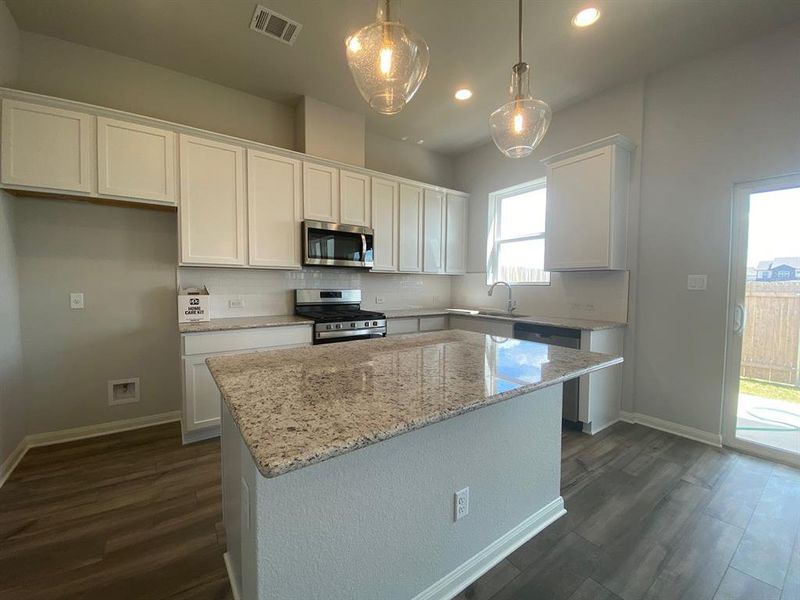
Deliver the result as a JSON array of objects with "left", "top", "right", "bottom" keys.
[
  {"left": 379, "top": 45, "right": 393, "bottom": 76},
  {"left": 513, "top": 112, "right": 525, "bottom": 134}
]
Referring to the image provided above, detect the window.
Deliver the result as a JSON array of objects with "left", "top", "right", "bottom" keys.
[{"left": 487, "top": 179, "right": 549, "bottom": 285}]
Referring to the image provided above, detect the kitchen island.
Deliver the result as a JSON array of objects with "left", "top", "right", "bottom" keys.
[{"left": 207, "top": 330, "right": 622, "bottom": 600}]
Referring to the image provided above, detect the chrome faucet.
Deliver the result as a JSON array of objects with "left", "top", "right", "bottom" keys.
[{"left": 488, "top": 281, "right": 516, "bottom": 314}]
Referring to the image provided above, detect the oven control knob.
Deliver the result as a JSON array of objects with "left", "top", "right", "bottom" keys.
[
  {"left": 335, "top": 324, "right": 341, "bottom": 329},
  {"left": 364, "top": 321, "right": 370, "bottom": 327},
  {"left": 326, "top": 325, "right": 332, "bottom": 330},
  {"left": 372, "top": 321, "right": 378, "bottom": 326},
  {"left": 350, "top": 323, "right": 356, "bottom": 328}
]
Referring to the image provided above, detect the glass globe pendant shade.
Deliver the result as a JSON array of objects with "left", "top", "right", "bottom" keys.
[
  {"left": 345, "top": 0, "right": 429, "bottom": 115},
  {"left": 489, "top": 62, "right": 551, "bottom": 159}
]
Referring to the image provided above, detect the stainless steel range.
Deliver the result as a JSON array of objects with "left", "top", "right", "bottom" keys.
[{"left": 295, "top": 289, "right": 386, "bottom": 344}]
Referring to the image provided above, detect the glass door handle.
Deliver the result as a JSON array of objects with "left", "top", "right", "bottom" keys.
[{"left": 733, "top": 303, "right": 747, "bottom": 335}]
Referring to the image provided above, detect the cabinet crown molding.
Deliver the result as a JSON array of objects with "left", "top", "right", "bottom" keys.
[{"left": 542, "top": 134, "right": 636, "bottom": 165}]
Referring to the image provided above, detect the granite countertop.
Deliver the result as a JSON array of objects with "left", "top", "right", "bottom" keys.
[
  {"left": 206, "top": 329, "right": 623, "bottom": 479},
  {"left": 179, "top": 314, "right": 313, "bottom": 334},
  {"left": 383, "top": 307, "right": 626, "bottom": 331}
]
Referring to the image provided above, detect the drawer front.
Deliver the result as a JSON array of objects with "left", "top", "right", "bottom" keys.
[
  {"left": 386, "top": 318, "right": 419, "bottom": 336},
  {"left": 183, "top": 325, "right": 312, "bottom": 355},
  {"left": 419, "top": 316, "right": 448, "bottom": 331}
]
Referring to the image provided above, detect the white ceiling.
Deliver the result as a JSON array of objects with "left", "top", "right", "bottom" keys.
[{"left": 7, "top": 0, "right": 800, "bottom": 154}]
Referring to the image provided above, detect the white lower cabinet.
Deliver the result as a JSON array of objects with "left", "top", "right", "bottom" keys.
[
  {"left": 448, "top": 315, "right": 514, "bottom": 337},
  {"left": 180, "top": 324, "right": 312, "bottom": 442},
  {"left": 386, "top": 315, "right": 448, "bottom": 335}
]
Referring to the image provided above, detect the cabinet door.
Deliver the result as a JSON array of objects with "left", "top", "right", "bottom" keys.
[
  {"left": 371, "top": 177, "right": 399, "bottom": 272},
  {"left": 423, "top": 188, "right": 445, "bottom": 273},
  {"left": 183, "top": 355, "right": 222, "bottom": 432},
  {"left": 1, "top": 99, "right": 94, "bottom": 193},
  {"left": 398, "top": 183, "right": 423, "bottom": 272},
  {"left": 247, "top": 150, "right": 302, "bottom": 268},
  {"left": 544, "top": 147, "right": 612, "bottom": 270},
  {"left": 179, "top": 135, "right": 246, "bottom": 265},
  {"left": 445, "top": 193, "right": 468, "bottom": 274},
  {"left": 340, "top": 170, "right": 371, "bottom": 227},
  {"left": 97, "top": 117, "right": 176, "bottom": 204},
  {"left": 303, "top": 162, "right": 339, "bottom": 222}
]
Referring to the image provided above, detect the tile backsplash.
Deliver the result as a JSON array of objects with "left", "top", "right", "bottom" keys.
[{"left": 178, "top": 267, "right": 453, "bottom": 319}]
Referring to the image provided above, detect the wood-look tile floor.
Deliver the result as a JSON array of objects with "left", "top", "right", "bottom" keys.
[{"left": 1, "top": 421, "right": 799, "bottom": 600}]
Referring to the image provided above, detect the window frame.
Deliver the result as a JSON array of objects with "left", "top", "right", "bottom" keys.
[{"left": 486, "top": 177, "right": 550, "bottom": 286}]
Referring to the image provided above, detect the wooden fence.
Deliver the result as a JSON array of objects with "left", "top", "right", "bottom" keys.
[{"left": 741, "top": 281, "right": 800, "bottom": 386}]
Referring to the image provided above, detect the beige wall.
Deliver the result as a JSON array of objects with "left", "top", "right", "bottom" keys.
[
  {"left": 365, "top": 131, "right": 455, "bottom": 189},
  {"left": 633, "top": 23, "right": 800, "bottom": 436},
  {"left": 14, "top": 198, "right": 180, "bottom": 434},
  {"left": 0, "top": 1, "right": 24, "bottom": 465}
]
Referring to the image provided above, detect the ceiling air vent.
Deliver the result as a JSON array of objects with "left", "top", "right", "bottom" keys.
[{"left": 250, "top": 4, "right": 302, "bottom": 46}]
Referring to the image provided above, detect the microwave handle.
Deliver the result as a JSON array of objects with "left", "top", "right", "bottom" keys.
[{"left": 361, "top": 234, "right": 367, "bottom": 260}]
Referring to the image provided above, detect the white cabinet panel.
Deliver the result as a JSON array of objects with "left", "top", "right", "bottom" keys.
[
  {"left": 179, "top": 135, "right": 246, "bottom": 265},
  {"left": 182, "top": 325, "right": 312, "bottom": 356},
  {"left": 543, "top": 136, "right": 632, "bottom": 271},
  {"left": 445, "top": 192, "right": 468, "bottom": 274},
  {"left": 386, "top": 318, "right": 419, "bottom": 335},
  {"left": 303, "top": 162, "right": 339, "bottom": 222},
  {"left": 1, "top": 99, "right": 94, "bottom": 193},
  {"left": 248, "top": 150, "right": 302, "bottom": 268},
  {"left": 399, "top": 183, "right": 423, "bottom": 272},
  {"left": 97, "top": 117, "right": 176, "bottom": 204},
  {"left": 448, "top": 315, "right": 514, "bottom": 338},
  {"left": 340, "top": 170, "right": 371, "bottom": 227},
  {"left": 371, "top": 177, "right": 399, "bottom": 272},
  {"left": 183, "top": 355, "right": 223, "bottom": 433},
  {"left": 419, "top": 316, "right": 448, "bottom": 331},
  {"left": 423, "top": 188, "right": 445, "bottom": 273}
]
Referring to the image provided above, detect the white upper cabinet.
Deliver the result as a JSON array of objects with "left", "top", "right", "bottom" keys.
[
  {"left": 371, "top": 177, "right": 399, "bottom": 272},
  {"left": 445, "top": 192, "right": 468, "bottom": 274},
  {"left": 97, "top": 117, "right": 176, "bottom": 204},
  {"left": 247, "top": 150, "right": 302, "bottom": 269},
  {"left": 423, "top": 188, "right": 445, "bottom": 273},
  {"left": 543, "top": 135, "right": 633, "bottom": 271},
  {"left": 1, "top": 99, "right": 94, "bottom": 194},
  {"left": 339, "top": 170, "right": 371, "bottom": 227},
  {"left": 179, "top": 134, "right": 246, "bottom": 266},
  {"left": 303, "top": 162, "right": 339, "bottom": 223},
  {"left": 399, "top": 183, "right": 423, "bottom": 272}
]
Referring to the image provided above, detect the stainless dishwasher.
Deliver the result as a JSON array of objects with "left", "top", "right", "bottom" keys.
[{"left": 512, "top": 322, "right": 582, "bottom": 429}]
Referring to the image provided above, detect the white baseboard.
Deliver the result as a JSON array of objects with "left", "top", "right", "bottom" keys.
[
  {"left": 412, "top": 497, "right": 566, "bottom": 600},
  {"left": 620, "top": 411, "right": 722, "bottom": 447},
  {"left": 0, "top": 436, "right": 29, "bottom": 489},
  {"left": 223, "top": 552, "right": 242, "bottom": 600},
  {"left": 182, "top": 425, "right": 220, "bottom": 445},
  {"left": 0, "top": 411, "right": 181, "bottom": 489},
  {"left": 583, "top": 418, "right": 620, "bottom": 436}
]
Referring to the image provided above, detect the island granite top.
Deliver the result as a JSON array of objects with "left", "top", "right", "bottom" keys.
[{"left": 206, "top": 329, "right": 622, "bottom": 479}]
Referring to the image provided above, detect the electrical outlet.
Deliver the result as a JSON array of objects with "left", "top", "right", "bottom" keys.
[
  {"left": 375, "top": 295, "right": 385, "bottom": 304},
  {"left": 229, "top": 298, "right": 245, "bottom": 309},
  {"left": 70, "top": 292, "right": 84, "bottom": 309},
  {"left": 687, "top": 274, "right": 708, "bottom": 291},
  {"left": 454, "top": 487, "right": 469, "bottom": 521}
]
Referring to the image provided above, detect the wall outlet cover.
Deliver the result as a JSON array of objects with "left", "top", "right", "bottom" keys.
[
  {"left": 455, "top": 487, "right": 469, "bottom": 521},
  {"left": 229, "top": 298, "right": 245, "bottom": 309},
  {"left": 108, "top": 377, "right": 140, "bottom": 406},
  {"left": 70, "top": 292, "right": 84, "bottom": 309},
  {"left": 375, "top": 296, "right": 385, "bottom": 304}
]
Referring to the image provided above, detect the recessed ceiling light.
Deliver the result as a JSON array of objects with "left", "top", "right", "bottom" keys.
[
  {"left": 454, "top": 88, "right": 473, "bottom": 101},
  {"left": 416, "top": 139, "right": 424, "bottom": 144},
  {"left": 401, "top": 136, "right": 409, "bottom": 141},
  {"left": 572, "top": 7, "right": 600, "bottom": 27}
]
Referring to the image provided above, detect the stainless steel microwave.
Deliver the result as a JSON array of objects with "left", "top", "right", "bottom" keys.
[{"left": 303, "top": 220, "right": 375, "bottom": 268}]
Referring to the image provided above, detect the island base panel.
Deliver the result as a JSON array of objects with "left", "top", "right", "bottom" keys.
[{"left": 223, "top": 385, "right": 564, "bottom": 600}]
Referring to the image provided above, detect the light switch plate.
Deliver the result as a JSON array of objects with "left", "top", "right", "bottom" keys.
[
  {"left": 70, "top": 292, "right": 84, "bottom": 309},
  {"left": 687, "top": 274, "right": 708, "bottom": 290}
]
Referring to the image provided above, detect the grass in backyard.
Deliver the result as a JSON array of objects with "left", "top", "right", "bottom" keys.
[{"left": 740, "top": 378, "right": 800, "bottom": 404}]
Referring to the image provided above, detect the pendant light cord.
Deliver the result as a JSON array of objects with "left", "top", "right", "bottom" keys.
[{"left": 518, "top": 0, "right": 523, "bottom": 64}]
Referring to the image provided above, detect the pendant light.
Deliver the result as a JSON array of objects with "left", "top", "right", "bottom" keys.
[
  {"left": 345, "top": 0, "right": 430, "bottom": 115},
  {"left": 489, "top": 0, "right": 551, "bottom": 158}
]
